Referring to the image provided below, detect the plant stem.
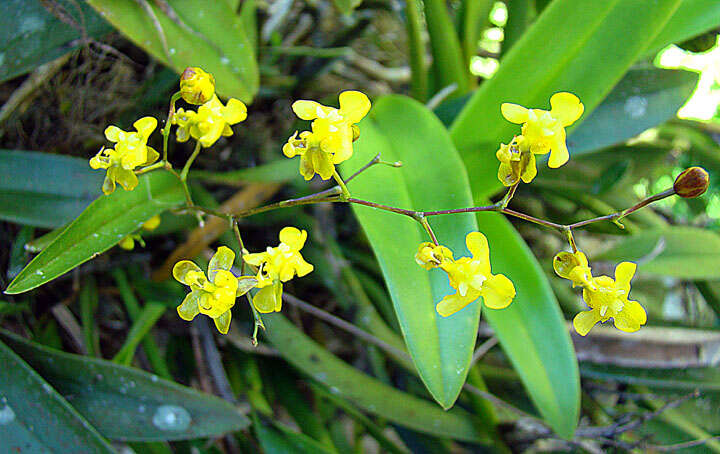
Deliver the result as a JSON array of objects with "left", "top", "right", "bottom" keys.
[
  {"left": 162, "top": 91, "right": 182, "bottom": 163},
  {"left": 332, "top": 168, "right": 351, "bottom": 201},
  {"left": 180, "top": 141, "right": 203, "bottom": 181},
  {"left": 419, "top": 217, "right": 439, "bottom": 245},
  {"left": 135, "top": 161, "right": 165, "bottom": 175}
]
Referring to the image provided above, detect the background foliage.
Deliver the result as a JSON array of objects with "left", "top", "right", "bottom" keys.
[{"left": 1, "top": 0, "right": 720, "bottom": 452}]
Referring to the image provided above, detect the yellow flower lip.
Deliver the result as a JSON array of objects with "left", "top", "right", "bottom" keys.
[{"left": 172, "top": 95, "right": 247, "bottom": 148}]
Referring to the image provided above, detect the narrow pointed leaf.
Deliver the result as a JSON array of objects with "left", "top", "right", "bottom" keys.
[
  {"left": 5, "top": 171, "right": 184, "bottom": 294},
  {"left": 0, "top": 338, "right": 115, "bottom": 452},
  {"left": 341, "top": 95, "right": 479, "bottom": 409},
  {"left": 0, "top": 330, "right": 250, "bottom": 441}
]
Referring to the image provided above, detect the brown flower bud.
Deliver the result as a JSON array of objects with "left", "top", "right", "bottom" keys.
[{"left": 673, "top": 166, "right": 709, "bottom": 198}]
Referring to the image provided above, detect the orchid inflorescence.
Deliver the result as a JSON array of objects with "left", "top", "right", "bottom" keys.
[{"left": 89, "top": 67, "right": 709, "bottom": 338}]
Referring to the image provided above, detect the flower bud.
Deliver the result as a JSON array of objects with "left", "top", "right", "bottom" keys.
[
  {"left": 674, "top": 167, "right": 709, "bottom": 198},
  {"left": 179, "top": 67, "right": 215, "bottom": 105}
]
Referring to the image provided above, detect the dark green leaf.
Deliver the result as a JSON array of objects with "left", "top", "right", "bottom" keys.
[
  {"left": 0, "top": 150, "right": 102, "bottom": 228},
  {"left": 0, "top": 330, "right": 250, "bottom": 441},
  {"left": 0, "top": 338, "right": 114, "bottom": 452},
  {"left": 0, "top": 0, "right": 111, "bottom": 82}
]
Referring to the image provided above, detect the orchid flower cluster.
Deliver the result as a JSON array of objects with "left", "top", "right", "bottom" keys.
[{"left": 89, "top": 67, "right": 709, "bottom": 337}]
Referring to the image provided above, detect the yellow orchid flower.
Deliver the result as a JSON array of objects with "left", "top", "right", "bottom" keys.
[
  {"left": 243, "top": 227, "right": 314, "bottom": 313},
  {"left": 576, "top": 263, "right": 646, "bottom": 336},
  {"left": 173, "top": 246, "right": 256, "bottom": 334},
  {"left": 172, "top": 95, "right": 247, "bottom": 148},
  {"left": 118, "top": 215, "right": 162, "bottom": 251},
  {"left": 417, "top": 232, "right": 515, "bottom": 317},
  {"left": 414, "top": 242, "right": 454, "bottom": 270},
  {"left": 89, "top": 117, "right": 159, "bottom": 194},
  {"left": 501, "top": 92, "right": 584, "bottom": 168},
  {"left": 179, "top": 67, "right": 215, "bottom": 105},
  {"left": 553, "top": 251, "right": 646, "bottom": 336},
  {"left": 496, "top": 139, "right": 537, "bottom": 186},
  {"left": 285, "top": 91, "right": 370, "bottom": 180}
]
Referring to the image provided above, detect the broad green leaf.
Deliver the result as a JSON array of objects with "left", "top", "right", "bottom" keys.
[
  {"left": 262, "top": 313, "right": 489, "bottom": 443},
  {"left": 0, "top": 0, "right": 111, "bottom": 82},
  {"left": 596, "top": 227, "right": 720, "bottom": 279},
  {"left": 86, "top": 0, "right": 258, "bottom": 103},
  {"left": 644, "top": 0, "right": 720, "bottom": 57},
  {"left": 191, "top": 158, "right": 300, "bottom": 185},
  {"left": 476, "top": 211, "right": 580, "bottom": 438},
  {"left": 0, "top": 150, "right": 102, "bottom": 228},
  {"left": 0, "top": 330, "right": 250, "bottom": 441},
  {"left": 580, "top": 361, "right": 720, "bottom": 392},
  {"left": 450, "top": 0, "right": 683, "bottom": 199},
  {"left": 569, "top": 67, "right": 698, "bottom": 155},
  {"left": 254, "top": 415, "right": 336, "bottom": 454},
  {"left": 341, "top": 95, "right": 480, "bottom": 409},
  {"left": 0, "top": 338, "right": 114, "bottom": 453},
  {"left": 424, "top": 0, "right": 469, "bottom": 98},
  {"left": 5, "top": 171, "right": 184, "bottom": 294}
]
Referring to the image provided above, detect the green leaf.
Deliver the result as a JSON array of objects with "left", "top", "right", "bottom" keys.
[
  {"left": 331, "top": 0, "right": 361, "bottom": 15},
  {"left": 5, "top": 171, "right": 184, "bottom": 294},
  {"left": 476, "top": 211, "right": 580, "bottom": 438},
  {"left": 424, "top": 0, "right": 469, "bottom": 98},
  {"left": 254, "top": 415, "right": 336, "bottom": 454},
  {"left": 262, "top": 313, "right": 489, "bottom": 443},
  {"left": 569, "top": 66, "right": 698, "bottom": 155},
  {"left": 595, "top": 227, "right": 720, "bottom": 279},
  {"left": 86, "top": 0, "right": 258, "bottom": 103},
  {"left": 0, "top": 329, "right": 250, "bottom": 441},
  {"left": 644, "top": 0, "right": 720, "bottom": 57},
  {"left": 113, "top": 303, "right": 167, "bottom": 365},
  {"left": 580, "top": 360, "right": 720, "bottom": 392},
  {"left": 0, "top": 0, "right": 111, "bottom": 82},
  {"left": 450, "top": 0, "right": 684, "bottom": 199},
  {"left": 0, "top": 150, "right": 102, "bottom": 228},
  {"left": 405, "top": 0, "right": 428, "bottom": 101},
  {"left": 341, "top": 95, "right": 480, "bottom": 409},
  {"left": 0, "top": 338, "right": 115, "bottom": 452}
]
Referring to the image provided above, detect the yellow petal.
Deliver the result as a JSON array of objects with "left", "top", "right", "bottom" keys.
[
  {"left": 292, "top": 100, "right": 329, "bottom": 120},
  {"left": 101, "top": 170, "right": 116, "bottom": 195},
  {"left": 173, "top": 260, "right": 204, "bottom": 286},
  {"left": 498, "top": 162, "right": 518, "bottom": 186},
  {"left": 208, "top": 246, "right": 236, "bottom": 280},
  {"left": 547, "top": 131, "right": 569, "bottom": 168},
  {"left": 114, "top": 168, "right": 139, "bottom": 191},
  {"left": 133, "top": 116, "right": 158, "bottom": 137},
  {"left": 118, "top": 236, "right": 135, "bottom": 250},
  {"left": 223, "top": 98, "right": 248, "bottom": 124},
  {"left": 465, "top": 232, "right": 491, "bottom": 276},
  {"left": 89, "top": 150, "right": 110, "bottom": 169},
  {"left": 279, "top": 227, "right": 307, "bottom": 250},
  {"left": 338, "top": 91, "right": 371, "bottom": 124},
  {"left": 198, "top": 125, "right": 223, "bottom": 148},
  {"left": 622, "top": 299, "right": 647, "bottom": 325},
  {"left": 294, "top": 258, "right": 314, "bottom": 278},
  {"left": 243, "top": 251, "right": 268, "bottom": 267},
  {"left": 253, "top": 284, "right": 280, "bottom": 313},
  {"left": 549, "top": 92, "right": 584, "bottom": 127},
  {"left": 501, "top": 103, "right": 529, "bottom": 124},
  {"left": 104, "top": 125, "right": 123, "bottom": 142},
  {"left": 436, "top": 292, "right": 474, "bottom": 317},
  {"left": 312, "top": 149, "right": 335, "bottom": 180},
  {"left": 299, "top": 153, "right": 315, "bottom": 180},
  {"left": 573, "top": 310, "right": 600, "bottom": 336},
  {"left": 142, "top": 215, "right": 161, "bottom": 231},
  {"left": 213, "top": 310, "right": 232, "bottom": 334},
  {"left": 274, "top": 282, "right": 283, "bottom": 311},
  {"left": 177, "top": 291, "right": 201, "bottom": 321},
  {"left": 614, "top": 262, "right": 637, "bottom": 292},
  {"left": 520, "top": 152, "right": 537, "bottom": 183},
  {"left": 481, "top": 274, "right": 515, "bottom": 309}
]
